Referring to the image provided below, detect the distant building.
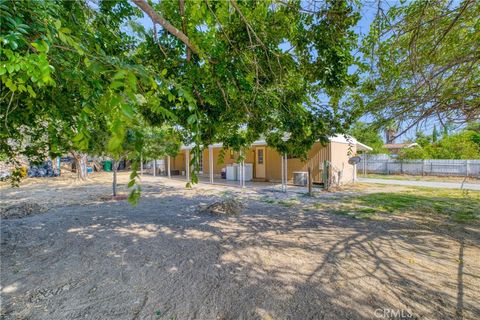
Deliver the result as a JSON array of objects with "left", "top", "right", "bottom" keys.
[{"left": 383, "top": 142, "right": 419, "bottom": 155}]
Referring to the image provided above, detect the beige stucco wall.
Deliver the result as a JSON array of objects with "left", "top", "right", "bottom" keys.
[
  {"left": 170, "top": 153, "right": 185, "bottom": 173},
  {"left": 266, "top": 142, "right": 331, "bottom": 183},
  {"left": 329, "top": 141, "right": 357, "bottom": 184}
]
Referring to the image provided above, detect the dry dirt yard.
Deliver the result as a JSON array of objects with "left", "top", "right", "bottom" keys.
[{"left": 1, "top": 172, "right": 479, "bottom": 320}]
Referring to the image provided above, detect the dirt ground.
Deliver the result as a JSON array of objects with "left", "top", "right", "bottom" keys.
[{"left": 1, "top": 172, "right": 479, "bottom": 319}]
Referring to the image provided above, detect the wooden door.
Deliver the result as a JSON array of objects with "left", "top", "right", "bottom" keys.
[{"left": 255, "top": 147, "right": 266, "bottom": 178}]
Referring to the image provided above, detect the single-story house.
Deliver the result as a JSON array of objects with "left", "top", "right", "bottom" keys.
[
  {"left": 163, "top": 135, "right": 371, "bottom": 187},
  {"left": 383, "top": 142, "right": 419, "bottom": 155}
]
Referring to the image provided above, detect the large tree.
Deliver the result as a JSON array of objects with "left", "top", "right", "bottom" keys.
[
  {"left": 1, "top": 0, "right": 361, "bottom": 195},
  {"left": 360, "top": 0, "right": 480, "bottom": 139}
]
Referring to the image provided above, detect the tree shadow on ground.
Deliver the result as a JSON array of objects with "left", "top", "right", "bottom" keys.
[{"left": 1, "top": 188, "right": 479, "bottom": 320}]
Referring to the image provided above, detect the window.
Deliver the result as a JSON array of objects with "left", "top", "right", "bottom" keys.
[{"left": 257, "top": 149, "right": 264, "bottom": 164}]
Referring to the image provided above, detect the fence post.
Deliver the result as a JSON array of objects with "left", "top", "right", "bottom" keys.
[
  {"left": 386, "top": 159, "right": 389, "bottom": 175},
  {"left": 400, "top": 160, "right": 403, "bottom": 174},
  {"left": 466, "top": 160, "right": 469, "bottom": 178},
  {"left": 363, "top": 153, "right": 366, "bottom": 176}
]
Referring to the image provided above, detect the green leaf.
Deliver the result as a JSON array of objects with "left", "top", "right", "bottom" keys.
[
  {"left": 121, "top": 103, "right": 134, "bottom": 119},
  {"left": 59, "top": 27, "right": 71, "bottom": 34},
  {"left": 187, "top": 114, "right": 197, "bottom": 125},
  {"left": 110, "top": 81, "right": 123, "bottom": 89},
  {"left": 27, "top": 86, "right": 36, "bottom": 98}
]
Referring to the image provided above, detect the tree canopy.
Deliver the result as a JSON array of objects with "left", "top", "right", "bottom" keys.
[
  {"left": 359, "top": 0, "right": 479, "bottom": 138},
  {"left": 399, "top": 123, "right": 480, "bottom": 160},
  {"left": 1, "top": 0, "right": 361, "bottom": 193}
]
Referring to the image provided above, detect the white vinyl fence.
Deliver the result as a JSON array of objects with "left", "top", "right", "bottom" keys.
[{"left": 359, "top": 156, "right": 480, "bottom": 177}]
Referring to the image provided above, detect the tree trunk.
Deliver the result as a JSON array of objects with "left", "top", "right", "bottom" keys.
[
  {"left": 112, "top": 159, "right": 117, "bottom": 197},
  {"left": 71, "top": 151, "right": 87, "bottom": 181}
]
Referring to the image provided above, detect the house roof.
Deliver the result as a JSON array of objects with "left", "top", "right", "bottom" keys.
[
  {"left": 384, "top": 142, "right": 419, "bottom": 149},
  {"left": 181, "top": 134, "right": 373, "bottom": 152}
]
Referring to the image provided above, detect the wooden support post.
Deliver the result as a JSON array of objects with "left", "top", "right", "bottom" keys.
[
  {"left": 185, "top": 149, "right": 190, "bottom": 182},
  {"left": 242, "top": 159, "right": 245, "bottom": 188},
  {"left": 238, "top": 149, "right": 245, "bottom": 188},
  {"left": 284, "top": 153, "right": 288, "bottom": 192},
  {"left": 308, "top": 167, "right": 312, "bottom": 196},
  {"left": 167, "top": 156, "right": 171, "bottom": 178},
  {"left": 209, "top": 146, "right": 214, "bottom": 183}
]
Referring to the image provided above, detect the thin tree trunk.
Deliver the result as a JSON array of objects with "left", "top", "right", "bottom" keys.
[
  {"left": 71, "top": 151, "right": 87, "bottom": 181},
  {"left": 112, "top": 159, "right": 117, "bottom": 197}
]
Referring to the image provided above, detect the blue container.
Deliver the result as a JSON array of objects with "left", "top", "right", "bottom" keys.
[{"left": 87, "top": 167, "right": 93, "bottom": 173}]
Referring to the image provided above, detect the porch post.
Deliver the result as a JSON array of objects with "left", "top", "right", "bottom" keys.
[
  {"left": 185, "top": 149, "right": 190, "bottom": 182},
  {"left": 209, "top": 145, "right": 214, "bottom": 183},
  {"left": 242, "top": 157, "right": 245, "bottom": 188},
  {"left": 140, "top": 153, "right": 143, "bottom": 176},
  {"left": 284, "top": 153, "right": 288, "bottom": 192},
  {"left": 281, "top": 154, "right": 285, "bottom": 191},
  {"left": 238, "top": 149, "right": 245, "bottom": 188},
  {"left": 167, "top": 156, "right": 171, "bottom": 178}
]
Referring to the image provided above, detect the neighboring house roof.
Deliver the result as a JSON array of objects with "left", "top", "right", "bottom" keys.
[
  {"left": 181, "top": 134, "right": 373, "bottom": 152},
  {"left": 383, "top": 142, "right": 419, "bottom": 149}
]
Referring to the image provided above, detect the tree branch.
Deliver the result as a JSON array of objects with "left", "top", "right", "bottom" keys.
[
  {"left": 178, "top": 0, "right": 191, "bottom": 61},
  {"left": 132, "top": 0, "right": 199, "bottom": 56}
]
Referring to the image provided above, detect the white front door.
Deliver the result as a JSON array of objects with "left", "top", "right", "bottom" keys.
[{"left": 255, "top": 147, "right": 266, "bottom": 179}]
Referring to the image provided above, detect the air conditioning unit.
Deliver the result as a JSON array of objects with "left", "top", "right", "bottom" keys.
[
  {"left": 237, "top": 163, "right": 253, "bottom": 181},
  {"left": 293, "top": 171, "right": 307, "bottom": 186},
  {"left": 226, "top": 165, "right": 238, "bottom": 181}
]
